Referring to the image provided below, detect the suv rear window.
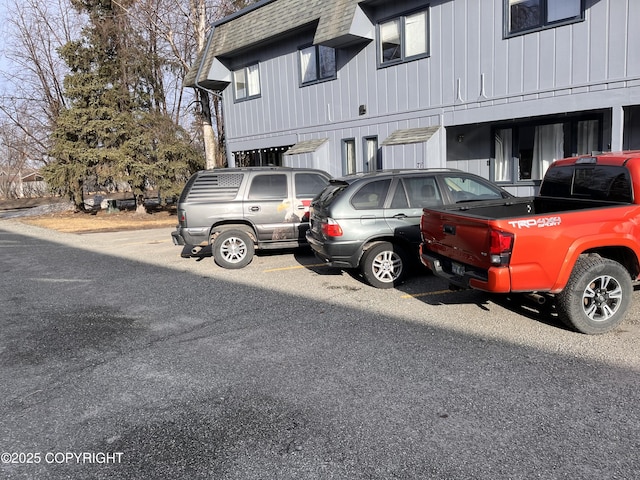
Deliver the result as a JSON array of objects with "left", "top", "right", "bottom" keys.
[{"left": 314, "top": 181, "right": 348, "bottom": 207}]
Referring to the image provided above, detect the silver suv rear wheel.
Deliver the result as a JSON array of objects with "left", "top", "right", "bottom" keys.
[{"left": 361, "top": 242, "right": 407, "bottom": 289}]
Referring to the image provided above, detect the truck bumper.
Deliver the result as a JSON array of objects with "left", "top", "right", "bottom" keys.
[{"left": 420, "top": 244, "right": 512, "bottom": 293}]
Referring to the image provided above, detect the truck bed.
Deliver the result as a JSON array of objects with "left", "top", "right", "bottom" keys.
[{"left": 425, "top": 195, "right": 626, "bottom": 220}]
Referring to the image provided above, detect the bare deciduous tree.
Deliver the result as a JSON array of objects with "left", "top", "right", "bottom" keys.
[
  {"left": 122, "top": 0, "right": 257, "bottom": 169},
  {"left": 0, "top": 0, "right": 82, "bottom": 166},
  {"left": 0, "top": 122, "right": 30, "bottom": 198}
]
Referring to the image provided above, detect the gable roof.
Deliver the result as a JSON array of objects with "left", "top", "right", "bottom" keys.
[{"left": 185, "top": 0, "right": 373, "bottom": 89}]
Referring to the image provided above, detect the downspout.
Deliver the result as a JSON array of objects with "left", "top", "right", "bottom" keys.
[{"left": 193, "top": 25, "right": 232, "bottom": 167}]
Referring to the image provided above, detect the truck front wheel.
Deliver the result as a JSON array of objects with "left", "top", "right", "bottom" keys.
[{"left": 556, "top": 256, "right": 632, "bottom": 335}]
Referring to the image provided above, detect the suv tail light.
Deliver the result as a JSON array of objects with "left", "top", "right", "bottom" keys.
[
  {"left": 322, "top": 218, "right": 343, "bottom": 237},
  {"left": 489, "top": 230, "right": 514, "bottom": 265},
  {"left": 178, "top": 209, "right": 187, "bottom": 227}
]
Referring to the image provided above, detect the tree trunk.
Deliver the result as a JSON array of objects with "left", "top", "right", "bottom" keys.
[
  {"left": 72, "top": 178, "right": 84, "bottom": 212},
  {"left": 135, "top": 193, "right": 148, "bottom": 215},
  {"left": 199, "top": 90, "right": 218, "bottom": 169}
]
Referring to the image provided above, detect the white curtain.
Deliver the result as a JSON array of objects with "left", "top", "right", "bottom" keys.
[
  {"left": 532, "top": 123, "right": 564, "bottom": 180},
  {"left": 344, "top": 140, "right": 356, "bottom": 175},
  {"left": 247, "top": 64, "right": 260, "bottom": 97},
  {"left": 365, "top": 138, "right": 378, "bottom": 171},
  {"left": 494, "top": 129, "right": 512, "bottom": 182},
  {"left": 405, "top": 11, "right": 427, "bottom": 57},
  {"left": 234, "top": 69, "right": 246, "bottom": 99},
  {"left": 577, "top": 120, "right": 598, "bottom": 155}
]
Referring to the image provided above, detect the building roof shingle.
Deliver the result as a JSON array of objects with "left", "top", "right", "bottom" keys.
[{"left": 185, "top": 0, "right": 369, "bottom": 89}]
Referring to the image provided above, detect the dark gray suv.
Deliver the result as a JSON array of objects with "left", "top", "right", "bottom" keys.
[
  {"left": 306, "top": 169, "right": 512, "bottom": 288},
  {"left": 172, "top": 167, "right": 331, "bottom": 268}
]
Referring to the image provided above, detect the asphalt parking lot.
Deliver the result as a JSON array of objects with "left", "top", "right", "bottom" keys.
[{"left": 1, "top": 220, "right": 639, "bottom": 479}]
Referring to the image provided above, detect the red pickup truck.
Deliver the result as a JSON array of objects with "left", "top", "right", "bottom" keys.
[{"left": 420, "top": 151, "right": 640, "bottom": 334}]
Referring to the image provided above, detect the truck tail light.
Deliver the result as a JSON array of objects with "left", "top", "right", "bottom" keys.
[
  {"left": 322, "top": 218, "right": 343, "bottom": 237},
  {"left": 489, "top": 230, "right": 514, "bottom": 265}
]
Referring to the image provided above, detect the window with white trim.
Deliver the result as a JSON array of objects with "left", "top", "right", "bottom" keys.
[
  {"left": 506, "top": 0, "right": 583, "bottom": 36},
  {"left": 299, "top": 45, "right": 336, "bottom": 85},
  {"left": 233, "top": 64, "right": 260, "bottom": 101},
  {"left": 379, "top": 8, "right": 429, "bottom": 66}
]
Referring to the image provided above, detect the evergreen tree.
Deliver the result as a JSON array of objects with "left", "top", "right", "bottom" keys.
[{"left": 44, "top": 0, "right": 204, "bottom": 211}]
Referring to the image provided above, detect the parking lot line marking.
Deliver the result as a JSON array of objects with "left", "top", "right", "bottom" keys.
[
  {"left": 264, "top": 263, "right": 327, "bottom": 272},
  {"left": 401, "top": 289, "right": 452, "bottom": 299}
]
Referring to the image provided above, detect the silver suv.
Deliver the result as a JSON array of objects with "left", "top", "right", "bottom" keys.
[
  {"left": 172, "top": 167, "right": 331, "bottom": 268},
  {"left": 306, "top": 169, "right": 512, "bottom": 288}
]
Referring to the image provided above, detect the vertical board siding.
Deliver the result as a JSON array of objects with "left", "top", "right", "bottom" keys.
[
  {"left": 629, "top": 1, "right": 640, "bottom": 77},
  {"left": 607, "top": 0, "right": 628, "bottom": 80},
  {"left": 589, "top": 2, "right": 609, "bottom": 83},
  {"left": 222, "top": 0, "right": 638, "bottom": 151}
]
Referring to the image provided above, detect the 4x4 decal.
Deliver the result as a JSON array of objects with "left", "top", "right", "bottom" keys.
[{"left": 507, "top": 216, "right": 562, "bottom": 229}]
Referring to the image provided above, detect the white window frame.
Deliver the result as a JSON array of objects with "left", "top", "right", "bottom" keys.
[
  {"left": 505, "top": 0, "right": 584, "bottom": 37},
  {"left": 299, "top": 45, "right": 336, "bottom": 85},
  {"left": 233, "top": 63, "right": 261, "bottom": 101},
  {"left": 378, "top": 8, "right": 429, "bottom": 67}
]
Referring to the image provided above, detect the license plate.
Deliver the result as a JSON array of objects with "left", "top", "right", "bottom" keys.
[{"left": 452, "top": 262, "right": 465, "bottom": 276}]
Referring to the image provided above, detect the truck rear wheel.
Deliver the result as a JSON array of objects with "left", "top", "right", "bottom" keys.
[{"left": 556, "top": 256, "right": 632, "bottom": 335}]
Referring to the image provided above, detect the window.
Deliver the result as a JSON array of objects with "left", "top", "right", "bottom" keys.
[
  {"left": 233, "top": 64, "right": 260, "bottom": 101},
  {"left": 364, "top": 137, "right": 381, "bottom": 172},
  {"left": 247, "top": 174, "right": 287, "bottom": 199},
  {"left": 506, "top": 0, "right": 583, "bottom": 36},
  {"left": 379, "top": 9, "right": 429, "bottom": 65},
  {"left": 493, "top": 116, "right": 602, "bottom": 184},
  {"left": 300, "top": 45, "right": 336, "bottom": 84},
  {"left": 405, "top": 177, "right": 443, "bottom": 208},
  {"left": 540, "top": 166, "right": 632, "bottom": 203},
  {"left": 351, "top": 180, "right": 391, "bottom": 210},
  {"left": 294, "top": 173, "right": 329, "bottom": 198},
  {"left": 443, "top": 175, "right": 506, "bottom": 202},
  {"left": 342, "top": 139, "right": 357, "bottom": 175}
]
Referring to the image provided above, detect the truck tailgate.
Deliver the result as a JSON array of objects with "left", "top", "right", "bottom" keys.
[{"left": 421, "top": 209, "right": 495, "bottom": 271}]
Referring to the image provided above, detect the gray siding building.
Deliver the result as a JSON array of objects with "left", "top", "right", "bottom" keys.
[{"left": 186, "top": 0, "right": 640, "bottom": 195}]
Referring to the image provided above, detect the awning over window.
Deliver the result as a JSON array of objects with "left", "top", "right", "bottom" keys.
[
  {"left": 284, "top": 138, "right": 328, "bottom": 155},
  {"left": 382, "top": 126, "right": 440, "bottom": 146}
]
